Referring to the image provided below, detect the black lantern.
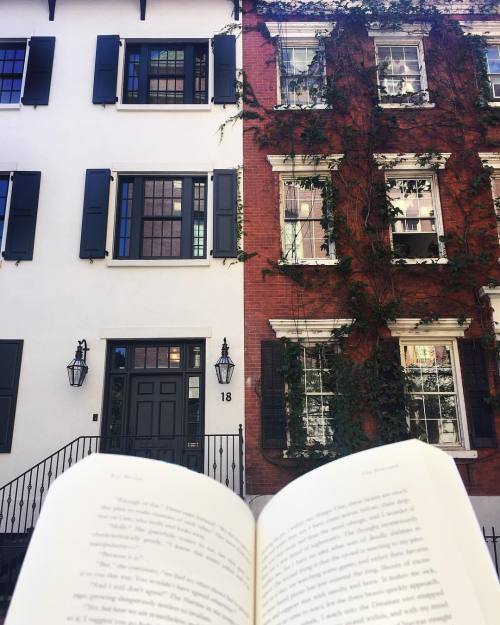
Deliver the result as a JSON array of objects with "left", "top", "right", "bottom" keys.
[
  {"left": 67, "top": 340, "right": 89, "bottom": 387},
  {"left": 215, "top": 338, "right": 235, "bottom": 384}
]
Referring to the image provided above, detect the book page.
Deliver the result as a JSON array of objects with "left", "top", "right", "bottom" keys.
[
  {"left": 6, "top": 453, "right": 255, "bottom": 625},
  {"left": 256, "top": 440, "right": 500, "bottom": 625}
]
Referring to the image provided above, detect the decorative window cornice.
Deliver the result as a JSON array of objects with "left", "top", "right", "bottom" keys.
[
  {"left": 387, "top": 318, "right": 471, "bottom": 338},
  {"left": 459, "top": 21, "right": 500, "bottom": 37},
  {"left": 479, "top": 152, "right": 500, "bottom": 169},
  {"left": 265, "top": 21, "right": 336, "bottom": 40},
  {"left": 269, "top": 319, "right": 352, "bottom": 342},
  {"left": 368, "top": 23, "right": 432, "bottom": 38},
  {"left": 267, "top": 154, "right": 343, "bottom": 173},
  {"left": 374, "top": 152, "right": 451, "bottom": 170}
]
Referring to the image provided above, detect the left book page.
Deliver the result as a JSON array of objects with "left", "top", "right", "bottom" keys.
[{"left": 5, "top": 453, "right": 256, "bottom": 625}]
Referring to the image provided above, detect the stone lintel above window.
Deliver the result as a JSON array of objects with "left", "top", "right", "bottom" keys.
[
  {"left": 387, "top": 318, "right": 472, "bottom": 339},
  {"left": 265, "top": 21, "right": 336, "bottom": 43},
  {"left": 459, "top": 21, "right": 500, "bottom": 37},
  {"left": 479, "top": 152, "right": 500, "bottom": 169},
  {"left": 368, "top": 23, "right": 432, "bottom": 38},
  {"left": 374, "top": 152, "right": 451, "bottom": 170},
  {"left": 267, "top": 154, "right": 343, "bottom": 174},
  {"left": 269, "top": 319, "right": 353, "bottom": 343}
]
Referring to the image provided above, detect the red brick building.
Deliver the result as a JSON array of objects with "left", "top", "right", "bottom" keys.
[{"left": 242, "top": 0, "right": 500, "bottom": 524}]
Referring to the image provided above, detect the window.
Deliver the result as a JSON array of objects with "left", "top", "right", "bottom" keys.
[
  {"left": 402, "top": 342, "right": 463, "bottom": 447},
  {"left": 387, "top": 175, "right": 444, "bottom": 259},
  {"left": 0, "top": 43, "right": 25, "bottom": 104},
  {"left": 486, "top": 44, "right": 500, "bottom": 101},
  {"left": 115, "top": 176, "right": 207, "bottom": 260},
  {"left": 376, "top": 42, "right": 429, "bottom": 104},
  {"left": 300, "top": 345, "right": 334, "bottom": 447},
  {"left": 123, "top": 43, "right": 208, "bottom": 104},
  {"left": 0, "top": 175, "right": 9, "bottom": 245},
  {"left": 281, "top": 178, "right": 334, "bottom": 262},
  {"left": 279, "top": 44, "right": 326, "bottom": 107},
  {"left": 492, "top": 175, "right": 500, "bottom": 244}
]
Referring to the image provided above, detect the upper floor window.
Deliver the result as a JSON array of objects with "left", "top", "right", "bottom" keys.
[
  {"left": 265, "top": 22, "right": 334, "bottom": 109},
  {"left": 115, "top": 176, "right": 207, "bottom": 260},
  {"left": 387, "top": 174, "right": 444, "bottom": 259},
  {"left": 376, "top": 42, "right": 429, "bottom": 105},
  {"left": 123, "top": 43, "right": 208, "bottom": 105},
  {"left": 281, "top": 178, "right": 334, "bottom": 262},
  {"left": 279, "top": 44, "right": 325, "bottom": 107},
  {"left": 0, "top": 43, "right": 25, "bottom": 104},
  {"left": 492, "top": 175, "right": 500, "bottom": 243},
  {"left": 486, "top": 44, "right": 500, "bottom": 101}
]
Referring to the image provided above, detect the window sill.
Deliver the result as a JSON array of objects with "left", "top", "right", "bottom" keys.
[
  {"left": 115, "top": 103, "right": 212, "bottom": 112},
  {"left": 0, "top": 103, "right": 21, "bottom": 110},
  {"left": 444, "top": 449, "right": 478, "bottom": 459},
  {"left": 283, "top": 449, "right": 336, "bottom": 459},
  {"left": 488, "top": 101, "right": 500, "bottom": 108},
  {"left": 379, "top": 102, "right": 435, "bottom": 109},
  {"left": 274, "top": 103, "right": 328, "bottom": 111},
  {"left": 391, "top": 257, "right": 448, "bottom": 265},
  {"left": 106, "top": 259, "right": 210, "bottom": 267},
  {"left": 278, "top": 258, "right": 339, "bottom": 266}
]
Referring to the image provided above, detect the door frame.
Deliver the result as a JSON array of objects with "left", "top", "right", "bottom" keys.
[{"left": 101, "top": 339, "right": 206, "bottom": 448}]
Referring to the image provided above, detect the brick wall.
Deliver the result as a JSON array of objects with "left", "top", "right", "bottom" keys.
[{"left": 242, "top": 2, "right": 500, "bottom": 495}]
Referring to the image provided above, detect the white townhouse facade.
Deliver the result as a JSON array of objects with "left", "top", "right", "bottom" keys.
[{"left": 0, "top": 0, "right": 244, "bottom": 490}]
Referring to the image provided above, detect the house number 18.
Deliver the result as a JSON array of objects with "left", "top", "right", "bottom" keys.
[{"left": 221, "top": 392, "right": 232, "bottom": 402}]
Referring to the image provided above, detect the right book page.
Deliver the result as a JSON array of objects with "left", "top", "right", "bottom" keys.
[{"left": 255, "top": 440, "right": 500, "bottom": 625}]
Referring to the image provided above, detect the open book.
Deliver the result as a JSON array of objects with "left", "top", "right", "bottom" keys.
[{"left": 5, "top": 440, "right": 500, "bottom": 625}]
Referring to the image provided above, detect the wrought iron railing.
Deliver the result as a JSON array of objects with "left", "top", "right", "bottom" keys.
[
  {"left": 0, "top": 428, "right": 244, "bottom": 535},
  {"left": 483, "top": 526, "right": 499, "bottom": 576}
]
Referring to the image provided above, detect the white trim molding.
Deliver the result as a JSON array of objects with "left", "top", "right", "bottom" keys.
[
  {"left": 374, "top": 152, "right": 451, "bottom": 170},
  {"left": 478, "top": 152, "right": 500, "bottom": 169},
  {"left": 267, "top": 154, "right": 343, "bottom": 173},
  {"left": 368, "top": 23, "right": 432, "bottom": 38},
  {"left": 479, "top": 286, "right": 500, "bottom": 338},
  {"left": 265, "top": 21, "right": 336, "bottom": 41},
  {"left": 387, "top": 318, "right": 472, "bottom": 338},
  {"left": 99, "top": 326, "right": 213, "bottom": 339},
  {"left": 269, "top": 318, "right": 352, "bottom": 342},
  {"left": 459, "top": 21, "right": 500, "bottom": 37}
]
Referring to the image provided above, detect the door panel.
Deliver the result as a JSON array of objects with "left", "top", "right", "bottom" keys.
[{"left": 129, "top": 375, "right": 184, "bottom": 462}]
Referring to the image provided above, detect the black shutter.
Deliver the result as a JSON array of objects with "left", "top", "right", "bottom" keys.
[
  {"left": 80, "top": 169, "right": 111, "bottom": 259},
  {"left": 92, "top": 36, "right": 120, "bottom": 104},
  {"left": 3, "top": 172, "right": 41, "bottom": 261},
  {"left": 22, "top": 37, "right": 55, "bottom": 105},
  {"left": 213, "top": 35, "right": 237, "bottom": 104},
  {"left": 0, "top": 341, "right": 23, "bottom": 453},
  {"left": 261, "top": 340, "right": 286, "bottom": 448},
  {"left": 213, "top": 169, "right": 237, "bottom": 258},
  {"left": 459, "top": 339, "right": 496, "bottom": 448}
]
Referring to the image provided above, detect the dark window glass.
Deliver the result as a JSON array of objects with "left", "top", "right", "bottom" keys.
[
  {"left": 115, "top": 176, "right": 207, "bottom": 260},
  {"left": 112, "top": 346, "right": 127, "bottom": 370},
  {"left": 0, "top": 176, "right": 8, "bottom": 244},
  {"left": 124, "top": 43, "right": 208, "bottom": 105},
  {"left": 0, "top": 43, "right": 25, "bottom": 104},
  {"left": 133, "top": 345, "right": 182, "bottom": 369}
]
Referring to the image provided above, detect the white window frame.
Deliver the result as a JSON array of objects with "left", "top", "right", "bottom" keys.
[
  {"left": 460, "top": 21, "right": 500, "bottom": 108},
  {"left": 265, "top": 22, "right": 335, "bottom": 109},
  {"left": 105, "top": 163, "right": 213, "bottom": 267},
  {"left": 368, "top": 25, "right": 434, "bottom": 109},
  {"left": 267, "top": 154, "right": 343, "bottom": 265},
  {"left": 478, "top": 152, "right": 500, "bottom": 247},
  {"left": 375, "top": 153, "right": 450, "bottom": 264},
  {"left": 0, "top": 166, "right": 16, "bottom": 264},
  {"left": 0, "top": 39, "right": 30, "bottom": 110},
  {"left": 280, "top": 174, "right": 336, "bottom": 264},
  {"left": 485, "top": 40, "right": 500, "bottom": 103},
  {"left": 387, "top": 318, "right": 477, "bottom": 459},
  {"left": 269, "top": 318, "right": 352, "bottom": 455},
  {"left": 115, "top": 37, "right": 214, "bottom": 111}
]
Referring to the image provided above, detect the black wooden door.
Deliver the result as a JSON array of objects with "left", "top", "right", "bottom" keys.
[{"left": 127, "top": 375, "right": 184, "bottom": 463}]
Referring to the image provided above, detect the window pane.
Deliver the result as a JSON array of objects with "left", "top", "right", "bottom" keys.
[
  {"left": 280, "top": 45, "right": 325, "bottom": 106},
  {"left": 0, "top": 175, "right": 8, "bottom": 244},
  {"left": 112, "top": 347, "right": 127, "bottom": 370},
  {"left": 283, "top": 180, "right": 331, "bottom": 261},
  {"left": 116, "top": 179, "right": 134, "bottom": 258},
  {"left": 169, "top": 346, "right": 181, "bottom": 368},
  {"left": 0, "top": 43, "right": 25, "bottom": 104},
  {"left": 189, "top": 345, "right": 202, "bottom": 369},
  {"left": 142, "top": 178, "right": 183, "bottom": 258},
  {"left": 378, "top": 44, "right": 424, "bottom": 103},
  {"left": 403, "top": 343, "right": 461, "bottom": 447}
]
